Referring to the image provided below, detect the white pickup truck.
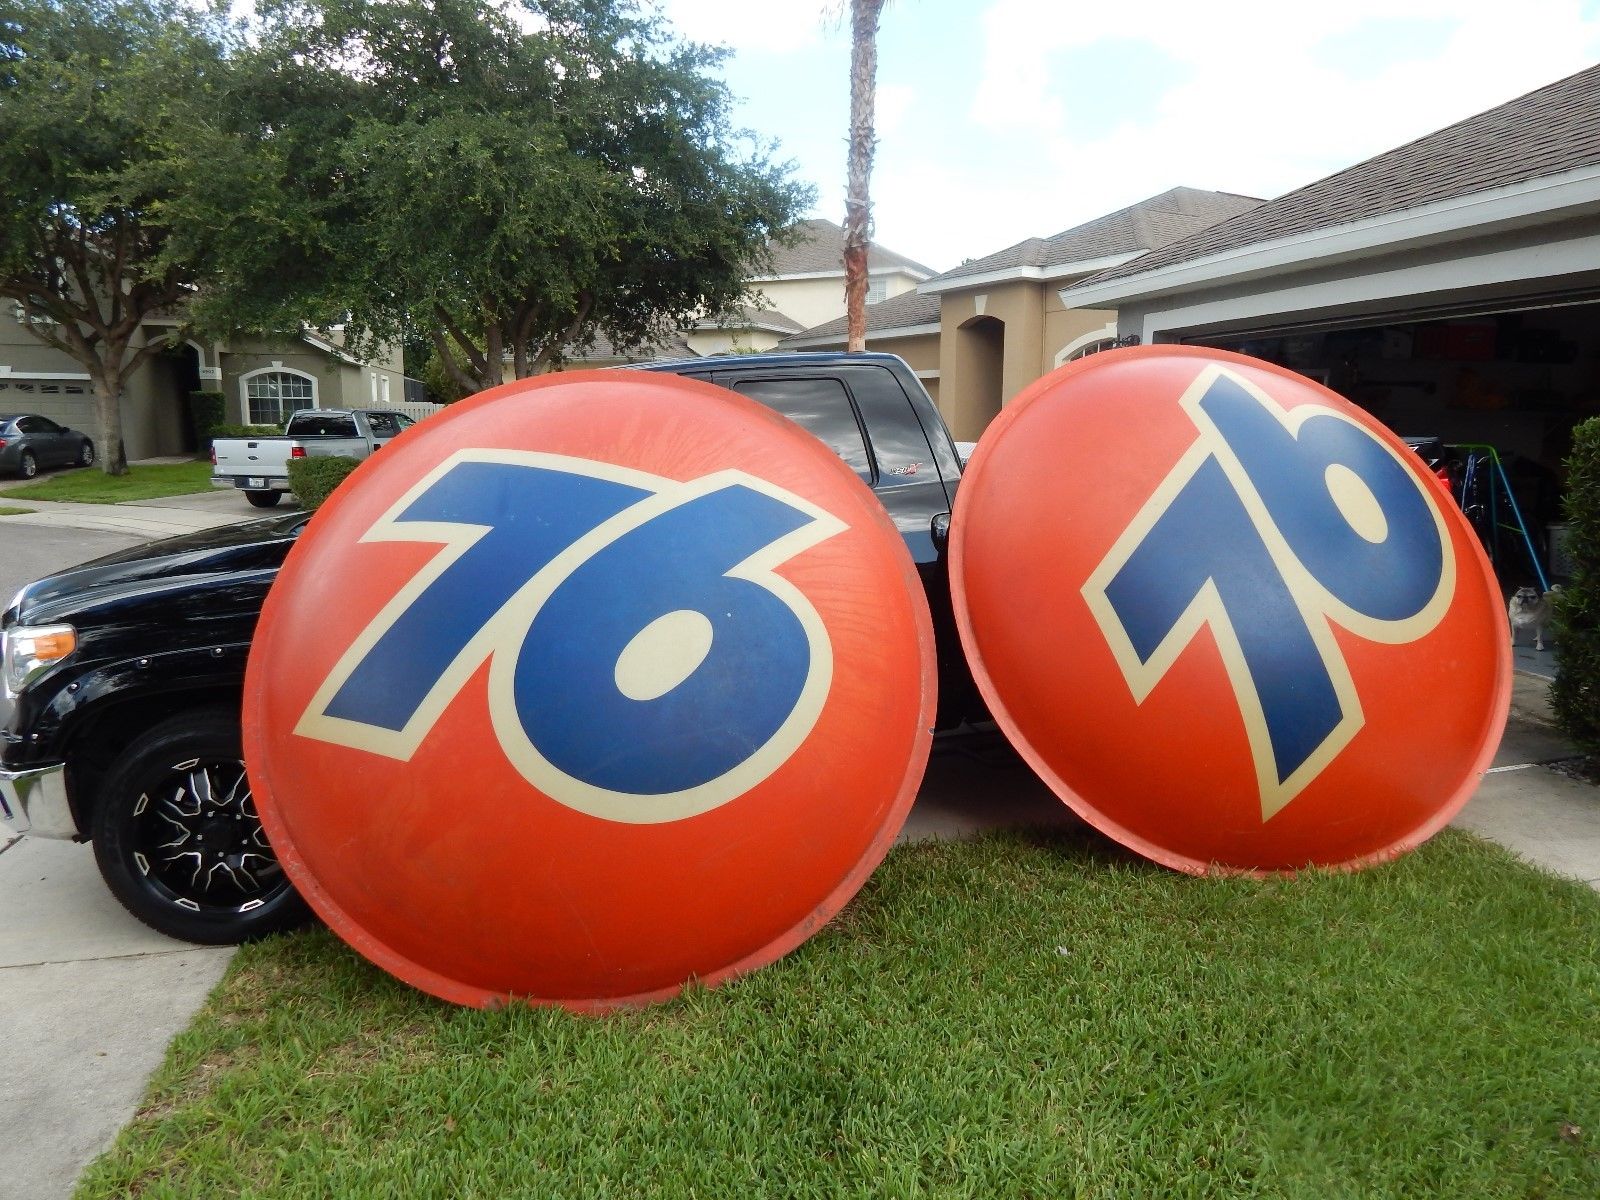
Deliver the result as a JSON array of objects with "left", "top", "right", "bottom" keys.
[{"left": 210, "top": 408, "right": 416, "bottom": 507}]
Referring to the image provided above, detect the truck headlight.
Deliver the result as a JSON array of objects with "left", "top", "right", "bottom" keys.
[{"left": 3, "top": 624, "right": 77, "bottom": 695}]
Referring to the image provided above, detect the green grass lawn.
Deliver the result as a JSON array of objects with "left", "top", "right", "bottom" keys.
[
  {"left": 4, "top": 460, "right": 211, "bottom": 503},
  {"left": 0, "top": 505, "right": 34, "bottom": 516},
  {"left": 79, "top": 829, "right": 1600, "bottom": 1199}
]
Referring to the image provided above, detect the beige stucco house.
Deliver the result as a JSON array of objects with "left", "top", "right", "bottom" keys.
[
  {"left": 0, "top": 309, "right": 409, "bottom": 459},
  {"left": 782, "top": 189, "right": 1262, "bottom": 440},
  {"left": 568, "top": 217, "right": 937, "bottom": 366}
]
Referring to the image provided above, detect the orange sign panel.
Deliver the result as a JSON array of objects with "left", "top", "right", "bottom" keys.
[
  {"left": 952, "top": 347, "right": 1510, "bottom": 873},
  {"left": 245, "top": 371, "right": 936, "bottom": 1008}
]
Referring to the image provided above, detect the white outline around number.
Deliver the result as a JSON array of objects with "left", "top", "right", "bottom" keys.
[
  {"left": 1082, "top": 365, "right": 1456, "bottom": 821},
  {"left": 295, "top": 449, "right": 848, "bottom": 824}
]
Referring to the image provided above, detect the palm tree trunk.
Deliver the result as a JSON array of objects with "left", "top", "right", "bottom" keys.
[{"left": 844, "top": 0, "right": 884, "bottom": 353}]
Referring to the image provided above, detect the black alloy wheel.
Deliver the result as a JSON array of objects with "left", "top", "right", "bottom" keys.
[{"left": 93, "top": 711, "right": 311, "bottom": 944}]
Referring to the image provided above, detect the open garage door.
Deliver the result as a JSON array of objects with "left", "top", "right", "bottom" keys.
[{"left": 1191, "top": 296, "right": 1600, "bottom": 589}]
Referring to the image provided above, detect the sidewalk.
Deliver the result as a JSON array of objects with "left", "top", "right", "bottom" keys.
[{"left": 0, "top": 459, "right": 272, "bottom": 538}]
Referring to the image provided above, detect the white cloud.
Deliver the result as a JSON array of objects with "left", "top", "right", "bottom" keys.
[
  {"left": 875, "top": 82, "right": 915, "bottom": 138},
  {"left": 924, "top": 0, "right": 1600, "bottom": 265},
  {"left": 651, "top": 0, "right": 835, "bottom": 54}
]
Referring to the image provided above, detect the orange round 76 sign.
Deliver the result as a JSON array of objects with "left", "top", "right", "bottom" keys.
[
  {"left": 952, "top": 346, "right": 1510, "bottom": 874},
  {"left": 244, "top": 371, "right": 936, "bottom": 1009}
]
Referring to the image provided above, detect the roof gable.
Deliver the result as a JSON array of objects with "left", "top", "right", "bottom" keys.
[
  {"left": 760, "top": 218, "right": 936, "bottom": 280},
  {"left": 924, "top": 187, "right": 1262, "bottom": 290},
  {"left": 781, "top": 288, "right": 941, "bottom": 345}
]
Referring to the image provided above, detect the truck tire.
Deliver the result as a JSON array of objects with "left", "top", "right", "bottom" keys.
[
  {"left": 92, "top": 710, "right": 311, "bottom": 944},
  {"left": 245, "top": 490, "right": 282, "bottom": 508}
]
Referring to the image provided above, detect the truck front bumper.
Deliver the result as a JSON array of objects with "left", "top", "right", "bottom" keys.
[{"left": 0, "top": 762, "right": 79, "bottom": 839}]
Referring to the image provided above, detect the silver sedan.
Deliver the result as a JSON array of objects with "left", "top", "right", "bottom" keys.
[{"left": 0, "top": 413, "right": 95, "bottom": 479}]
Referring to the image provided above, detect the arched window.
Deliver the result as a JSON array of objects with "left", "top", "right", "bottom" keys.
[
  {"left": 242, "top": 369, "right": 316, "bottom": 426},
  {"left": 1054, "top": 321, "right": 1119, "bottom": 368},
  {"left": 1067, "top": 337, "right": 1116, "bottom": 362}
]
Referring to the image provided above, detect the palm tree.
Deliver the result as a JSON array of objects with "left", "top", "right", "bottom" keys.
[{"left": 844, "top": 0, "right": 885, "bottom": 353}]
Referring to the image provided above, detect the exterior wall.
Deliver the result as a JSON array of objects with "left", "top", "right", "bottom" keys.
[
  {"left": 221, "top": 345, "right": 340, "bottom": 425},
  {"left": 1042, "top": 300, "right": 1118, "bottom": 372},
  {"left": 219, "top": 340, "right": 406, "bottom": 426},
  {"left": 3, "top": 310, "right": 410, "bottom": 456},
  {"left": 753, "top": 267, "right": 923, "bottom": 330},
  {"left": 121, "top": 348, "right": 189, "bottom": 458},
  {"left": 217, "top": 340, "right": 406, "bottom": 428},
  {"left": 862, "top": 330, "right": 940, "bottom": 406},
  {"left": 685, "top": 327, "right": 787, "bottom": 357},
  {"left": 936, "top": 281, "right": 1046, "bottom": 440},
  {"left": 752, "top": 277, "right": 849, "bottom": 330},
  {"left": 1, "top": 318, "right": 185, "bottom": 458}
]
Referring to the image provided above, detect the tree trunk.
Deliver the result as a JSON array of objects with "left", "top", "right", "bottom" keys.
[
  {"left": 844, "top": 0, "right": 884, "bottom": 354},
  {"left": 90, "top": 369, "right": 130, "bottom": 476}
]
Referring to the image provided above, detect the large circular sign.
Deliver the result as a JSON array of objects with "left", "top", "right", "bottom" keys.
[
  {"left": 952, "top": 346, "right": 1509, "bottom": 873},
  {"left": 245, "top": 371, "right": 936, "bottom": 1008}
]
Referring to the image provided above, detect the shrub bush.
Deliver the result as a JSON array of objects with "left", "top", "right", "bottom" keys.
[
  {"left": 288, "top": 455, "right": 362, "bottom": 511},
  {"left": 210, "top": 423, "right": 283, "bottom": 441},
  {"left": 1552, "top": 417, "right": 1600, "bottom": 752},
  {"left": 186, "top": 391, "right": 226, "bottom": 450}
]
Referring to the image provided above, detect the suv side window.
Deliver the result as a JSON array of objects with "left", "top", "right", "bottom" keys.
[{"left": 727, "top": 377, "right": 872, "bottom": 482}]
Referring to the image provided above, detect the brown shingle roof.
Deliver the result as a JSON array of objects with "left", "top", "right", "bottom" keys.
[
  {"left": 695, "top": 304, "right": 805, "bottom": 334},
  {"left": 927, "top": 187, "right": 1261, "bottom": 286},
  {"left": 781, "top": 288, "right": 941, "bottom": 344},
  {"left": 762, "top": 218, "right": 936, "bottom": 279},
  {"left": 1080, "top": 64, "right": 1600, "bottom": 290},
  {"left": 568, "top": 329, "right": 696, "bottom": 364}
]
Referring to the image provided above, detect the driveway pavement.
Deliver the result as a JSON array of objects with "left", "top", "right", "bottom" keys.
[
  {"left": 0, "top": 483, "right": 274, "bottom": 539},
  {"left": 0, "top": 495, "right": 252, "bottom": 1200},
  {"left": 1, "top": 485, "right": 1597, "bottom": 1198}
]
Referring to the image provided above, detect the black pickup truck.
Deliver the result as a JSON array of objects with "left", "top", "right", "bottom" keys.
[{"left": 0, "top": 352, "right": 983, "bottom": 944}]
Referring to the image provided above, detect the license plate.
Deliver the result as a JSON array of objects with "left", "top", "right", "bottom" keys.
[{"left": 240, "top": 476, "right": 267, "bottom": 489}]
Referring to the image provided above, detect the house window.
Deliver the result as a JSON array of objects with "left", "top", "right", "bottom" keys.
[
  {"left": 1067, "top": 338, "right": 1116, "bottom": 362},
  {"left": 244, "top": 370, "right": 315, "bottom": 425},
  {"left": 865, "top": 277, "right": 887, "bottom": 305}
]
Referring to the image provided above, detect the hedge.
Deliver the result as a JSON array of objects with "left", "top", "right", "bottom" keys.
[
  {"left": 210, "top": 423, "right": 283, "bottom": 441},
  {"left": 1552, "top": 417, "right": 1600, "bottom": 752},
  {"left": 288, "top": 455, "right": 362, "bottom": 511},
  {"left": 186, "top": 391, "right": 226, "bottom": 449}
]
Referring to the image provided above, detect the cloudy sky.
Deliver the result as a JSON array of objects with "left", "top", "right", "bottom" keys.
[{"left": 656, "top": 0, "right": 1600, "bottom": 273}]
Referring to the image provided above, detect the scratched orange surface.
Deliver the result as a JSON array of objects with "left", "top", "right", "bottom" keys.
[
  {"left": 952, "top": 346, "right": 1510, "bottom": 873},
  {"left": 245, "top": 371, "right": 936, "bottom": 1009}
]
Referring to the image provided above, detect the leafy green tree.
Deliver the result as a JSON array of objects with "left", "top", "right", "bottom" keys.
[
  {"left": 186, "top": 0, "right": 811, "bottom": 394},
  {"left": 0, "top": 0, "right": 237, "bottom": 473}
]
